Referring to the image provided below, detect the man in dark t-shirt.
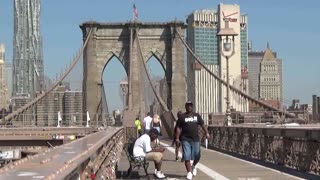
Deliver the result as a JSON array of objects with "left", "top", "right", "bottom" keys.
[{"left": 175, "top": 101, "right": 209, "bottom": 180}]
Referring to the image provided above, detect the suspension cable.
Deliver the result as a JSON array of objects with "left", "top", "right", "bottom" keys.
[
  {"left": 1, "top": 29, "right": 93, "bottom": 124},
  {"left": 135, "top": 29, "right": 169, "bottom": 112},
  {"left": 175, "top": 29, "right": 295, "bottom": 118},
  {"left": 93, "top": 81, "right": 109, "bottom": 126}
]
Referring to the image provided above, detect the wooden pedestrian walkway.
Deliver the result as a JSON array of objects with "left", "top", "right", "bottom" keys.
[{"left": 116, "top": 139, "right": 317, "bottom": 180}]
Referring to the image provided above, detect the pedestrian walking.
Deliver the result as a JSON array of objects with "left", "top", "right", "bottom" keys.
[
  {"left": 175, "top": 101, "right": 210, "bottom": 180},
  {"left": 143, "top": 112, "right": 152, "bottom": 134},
  {"left": 134, "top": 116, "right": 142, "bottom": 137},
  {"left": 152, "top": 114, "right": 162, "bottom": 146}
]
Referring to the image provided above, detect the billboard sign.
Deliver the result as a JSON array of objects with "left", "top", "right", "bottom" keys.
[{"left": 222, "top": 11, "right": 238, "bottom": 22}]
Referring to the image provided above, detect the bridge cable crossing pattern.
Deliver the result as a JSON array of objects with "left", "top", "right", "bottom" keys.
[
  {"left": 135, "top": 29, "right": 169, "bottom": 112},
  {"left": 174, "top": 28, "right": 296, "bottom": 118}
]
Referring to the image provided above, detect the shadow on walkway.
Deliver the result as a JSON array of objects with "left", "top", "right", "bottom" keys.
[{"left": 116, "top": 170, "right": 186, "bottom": 180}]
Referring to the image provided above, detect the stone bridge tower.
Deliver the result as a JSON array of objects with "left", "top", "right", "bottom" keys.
[{"left": 80, "top": 21, "right": 186, "bottom": 126}]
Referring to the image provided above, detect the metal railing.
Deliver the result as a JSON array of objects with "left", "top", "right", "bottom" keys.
[
  {"left": 207, "top": 110, "right": 312, "bottom": 126},
  {"left": 205, "top": 126, "right": 320, "bottom": 175}
]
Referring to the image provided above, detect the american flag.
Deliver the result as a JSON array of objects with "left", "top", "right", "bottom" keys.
[{"left": 133, "top": 3, "right": 138, "bottom": 19}]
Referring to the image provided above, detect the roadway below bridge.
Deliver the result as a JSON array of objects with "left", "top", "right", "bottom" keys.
[
  {"left": 0, "top": 127, "right": 95, "bottom": 146},
  {"left": 0, "top": 127, "right": 123, "bottom": 179},
  {"left": 117, "top": 139, "right": 318, "bottom": 180},
  {"left": 0, "top": 127, "right": 96, "bottom": 168}
]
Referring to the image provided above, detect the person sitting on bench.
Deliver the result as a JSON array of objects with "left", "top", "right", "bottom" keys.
[{"left": 133, "top": 128, "right": 166, "bottom": 178}]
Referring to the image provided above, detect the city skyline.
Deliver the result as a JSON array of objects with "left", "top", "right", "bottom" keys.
[
  {"left": 0, "top": 0, "right": 319, "bottom": 108},
  {"left": 186, "top": 4, "right": 249, "bottom": 120}
]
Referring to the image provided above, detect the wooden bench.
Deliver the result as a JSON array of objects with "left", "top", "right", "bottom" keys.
[{"left": 123, "top": 142, "right": 149, "bottom": 179}]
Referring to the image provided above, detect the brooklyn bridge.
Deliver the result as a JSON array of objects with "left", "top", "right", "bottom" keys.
[{"left": 0, "top": 21, "right": 319, "bottom": 180}]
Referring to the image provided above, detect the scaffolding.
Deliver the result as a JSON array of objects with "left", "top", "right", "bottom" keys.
[{"left": 36, "top": 89, "right": 64, "bottom": 127}]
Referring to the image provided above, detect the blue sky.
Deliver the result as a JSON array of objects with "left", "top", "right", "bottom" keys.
[{"left": 1, "top": 0, "right": 320, "bottom": 110}]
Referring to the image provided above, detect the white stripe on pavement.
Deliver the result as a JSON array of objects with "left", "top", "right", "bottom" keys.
[{"left": 160, "top": 141, "right": 229, "bottom": 180}]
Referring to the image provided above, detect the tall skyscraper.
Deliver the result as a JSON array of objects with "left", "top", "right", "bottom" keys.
[
  {"left": 0, "top": 44, "right": 5, "bottom": 63},
  {"left": 187, "top": 4, "right": 248, "bottom": 121},
  {"left": 312, "top": 95, "right": 320, "bottom": 121},
  {"left": 0, "top": 44, "right": 9, "bottom": 109},
  {"left": 248, "top": 51, "right": 264, "bottom": 100},
  {"left": 248, "top": 43, "right": 283, "bottom": 110},
  {"left": 12, "top": 0, "right": 44, "bottom": 98},
  {"left": 259, "top": 44, "right": 283, "bottom": 108},
  {"left": 248, "top": 49, "right": 277, "bottom": 100},
  {"left": 5, "top": 62, "right": 12, "bottom": 98}
]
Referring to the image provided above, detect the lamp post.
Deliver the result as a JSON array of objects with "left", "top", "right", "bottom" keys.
[{"left": 217, "top": 19, "right": 238, "bottom": 126}]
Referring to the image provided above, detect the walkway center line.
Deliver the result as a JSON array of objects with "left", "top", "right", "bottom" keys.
[{"left": 160, "top": 141, "right": 229, "bottom": 180}]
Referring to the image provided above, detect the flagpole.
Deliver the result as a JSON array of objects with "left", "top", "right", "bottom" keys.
[
  {"left": 132, "top": 0, "right": 134, "bottom": 21},
  {"left": 132, "top": 0, "right": 138, "bottom": 21}
]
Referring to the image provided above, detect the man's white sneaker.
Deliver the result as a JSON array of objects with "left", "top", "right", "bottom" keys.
[
  {"left": 155, "top": 171, "right": 166, "bottom": 179},
  {"left": 186, "top": 172, "right": 193, "bottom": 180},
  {"left": 192, "top": 165, "right": 197, "bottom": 176}
]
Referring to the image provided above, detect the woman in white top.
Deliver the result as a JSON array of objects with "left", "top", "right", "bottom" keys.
[{"left": 152, "top": 114, "right": 162, "bottom": 146}]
